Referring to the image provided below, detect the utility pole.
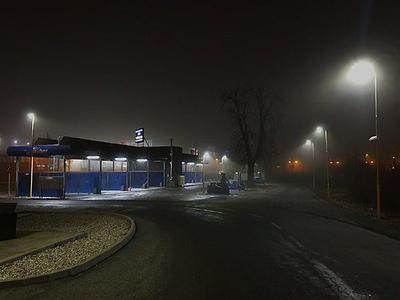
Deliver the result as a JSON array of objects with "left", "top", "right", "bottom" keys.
[{"left": 325, "top": 129, "right": 330, "bottom": 199}]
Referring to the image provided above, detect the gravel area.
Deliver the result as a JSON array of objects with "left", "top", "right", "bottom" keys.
[{"left": 0, "top": 213, "right": 131, "bottom": 281}]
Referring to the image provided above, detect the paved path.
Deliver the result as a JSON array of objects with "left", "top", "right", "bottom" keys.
[{"left": 1, "top": 184, "right": 400, "bottom": 299}]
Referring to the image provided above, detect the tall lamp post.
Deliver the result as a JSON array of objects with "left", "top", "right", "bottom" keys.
[
  {"left": 316, "top": 126, "right": 330, "bottom": 198},
  {"left": 305, "top": 139, "right": 315, "bottom": 191},
  {"left": 221, "top": 155, "right": 228, "bottom": 173},
  {"left": 27, "top": 112, "right": 35, "bottom": 198},
  {"left": 346, "top": 59, "right": 381, "bottom": 218},
  {"left": 202, "top": 152, "right": 210, "bottom": 182}
]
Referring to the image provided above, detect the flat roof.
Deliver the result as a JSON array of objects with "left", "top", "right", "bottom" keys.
[{"left": 7, "top": 136, "right": 200, "bottom": 162}]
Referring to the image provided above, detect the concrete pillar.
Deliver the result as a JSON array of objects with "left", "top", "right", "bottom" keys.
[
  {"left": 146, "top": 160, "right": 150, "bottom": 188},
  {"left": 171, "top": 151, "right": 183, "bottom": 187},
  {"left": 15, "top": 157, "right": 19, "bottom": 197},
  {"left": 163, "top": 160, "right": 166, "bottom": 187},
  {"left": 62, "top": 157, "right": 66, "bottom": 199},
  {"left": 99, "top": 159, "right": 102, "bottom": 194},
  {"left": 125, "top": 160, "right": 129, "bottom": 191}
]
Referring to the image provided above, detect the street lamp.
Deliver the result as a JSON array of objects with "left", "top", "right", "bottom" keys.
[
  {"left": 305, "top": 139, "right": 316, "bottom": 191},
  {"left": 315, "top": 126, "right": 330, "bottom": 198},
  {"left": 202, "top": 152, "right": 210, "bottom": 184},
  {"left": 346, "top": 59, "right": 381, "bottom": 218},
  {"left": 221, "top": 155, "right": 228, "bottom": 173},
  {"left": 27, "top": 112, "right": 35, "bottom": 198}
]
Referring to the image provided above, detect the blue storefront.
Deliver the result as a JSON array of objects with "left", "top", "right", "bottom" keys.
[{"left": 7, "top": 136, "right": 201, "bottom": 198}]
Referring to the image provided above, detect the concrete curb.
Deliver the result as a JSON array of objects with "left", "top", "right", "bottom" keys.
[
  {"left": 0, "top": 232, "right": 87, "bottom": 266},
  {"left": 309, "top": 190, "right": 400, "bottom": 242},
  {"left": 0, "top": 213, "right": 136, "bottom": 288}
]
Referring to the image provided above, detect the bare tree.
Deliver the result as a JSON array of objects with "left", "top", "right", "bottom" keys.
[{"left": 223, "top": 87, "right": 282, "bottom": 187}]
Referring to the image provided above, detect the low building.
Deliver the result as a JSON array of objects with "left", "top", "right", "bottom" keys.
[{"left": 7, "top": 136, "right": 203, "bottom": 198}]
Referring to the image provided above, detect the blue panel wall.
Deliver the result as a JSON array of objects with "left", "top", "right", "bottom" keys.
[
  {"left": 149, "top": 171, "right": 164, "bottom": 187},
  {"left": 18, "top": 170, "right": 165, "bottom": 197},
  {"left": 128, "top": 171, "right": 164, "bottom": 188},
  {"left": 102, "top": 172, "right": 127, "bottom": 190},
  {"left": 129, "top": 172, "right": 147, "bottom": 188},
  {"left": 65, "top": 172, "right": 100, "bottom": 194},
  {"left": 18, "top": 172, "right": 63, "bottom": 197},
  {"left": 182, "top": 172, "right": 203, "bottom": 183}
]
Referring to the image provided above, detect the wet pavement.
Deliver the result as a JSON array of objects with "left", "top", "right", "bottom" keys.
[{"left": 1, "top": 183, "right": 400, "bottom": 299}]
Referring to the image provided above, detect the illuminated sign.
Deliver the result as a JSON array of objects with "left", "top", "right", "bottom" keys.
[
  {"left": 7, "top": 145, "right": 71, "bottom": 157},
  {"left": 135, "top": 128, "right": 144, "bottom": 144}
]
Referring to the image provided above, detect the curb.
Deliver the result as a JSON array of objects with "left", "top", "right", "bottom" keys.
[
  {"left": 309, "top": 190, "right": 400, "bottom": 242},
  {"left": 0, "top": 213, "right": 136, "bottom": 288},
  {"left": 0, "top": 232, "right": 87, "bottom": 266}
]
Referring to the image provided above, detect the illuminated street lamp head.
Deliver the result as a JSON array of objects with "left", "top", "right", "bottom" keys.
[
  {"left": 315, "top": 126, "right": 323, "bottom": 134},
  {"left": 222, "top": 155, "right": 228, "bottom": 160},
  {"left": 346, "top": 60, "right": 375, "bottom": 85},
  {"left": 203, "top": 151, "right": 210, "bottom": 160},
  {"left": 13, "top": 140, "right": 18, "bottom": 144},
  {"left": 305, "top": 139, "right": 312, "bottom": 146},
  {"left": 27, "top": 112, "right": 35, "bottom": 120}
]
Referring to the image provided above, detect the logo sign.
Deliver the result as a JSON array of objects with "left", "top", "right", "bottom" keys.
[
  {"left": 135, "top": 128, "right": 144, "bottom": 144},
  {"left": 7, "top": 145, "right": 71, "bottom": 157}
]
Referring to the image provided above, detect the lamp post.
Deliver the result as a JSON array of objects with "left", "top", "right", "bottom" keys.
[
  {"left": 221, "top": 155, "right": 228, "bottom": 173},
  {"left": 305, "top": 139, "right": 315, "bottom": 191},
  {"left": 27, "top": 113, "right": 35, "bottom": 198},
  {"left": 202, "top": 152, "right": 210, "bottom": 183},
  {"left": 316, "top": 126, "right": 330, "bottom": 198},
  {"left": 346, "top": 59, "right": 381, "bottom": 218}
]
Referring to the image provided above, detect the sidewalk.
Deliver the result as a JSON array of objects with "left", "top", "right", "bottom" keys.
[
  {"left": 0, "top": 192, "right": 13, "bottom": 199},
  {"left": 0, "top": 230, "right": 85, "bottom": 265}
]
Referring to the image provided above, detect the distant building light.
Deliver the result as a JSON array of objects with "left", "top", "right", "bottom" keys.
[
  {"left": 13, "top": 140, "right": 18, "bottom": 144},
  {"left": 336, "top": 161, "right": 340, "bottom": 165},
  {"left": 115, "top": 157, "right": 127, "bottom": 161},
  {"left": 294, "top": 160, "right": 299, "bottom": 164},
  {"left": 276, "top": 165, "right": 281, "bottom": 168},
  {"left": 370, "top": 160, "right": 374, "bottom": 164},
  {"left": 86, "top": 155, "right": 100, "bottom": 160},
  {"left": 196, "top": 163, "right": 203, "bottom": 166},
  {"left": 329, "top": 161, "right": 334, "bottom": 165},
  {"left": 181, "top": 162, "right": 186, "bottom": 165},
  {"left": 136, "top": 158, "right": 148, "bottom": 163},
  {"left": 26, "top": 142, "right": 30, "bottom": 145},
  {"left": 288, "top": 160, "right": 292, "bottom": 164},
  {"left": 187, "top": 162, "right": 195, "bottom": 166}
]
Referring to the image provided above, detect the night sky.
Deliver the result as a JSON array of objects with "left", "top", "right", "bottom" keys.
[{"left": 1, "top": 1, "right": 400, "bottom": 160}]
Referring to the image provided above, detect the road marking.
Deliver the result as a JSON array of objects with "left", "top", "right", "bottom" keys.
[
  {"left": 280, "top": 229, "right": 365, "bottom": 299},
  {"left": 271, "top": 222, "right": 282, "bottom": 230},
  {"left": 248, "top": 213, "right": 263, "bottom": 219},
  {"left": 311, "top": 259, "right": 363, "bottom": 299}
]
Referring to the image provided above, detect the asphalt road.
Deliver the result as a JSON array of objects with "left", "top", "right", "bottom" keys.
[{"left": 1, "top": 184, "right": 400, "bottom": 299}]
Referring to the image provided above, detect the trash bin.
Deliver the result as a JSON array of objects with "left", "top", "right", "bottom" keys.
[
  {"left": 0, "top": 202, "right": 17, "bottom": 241},
  {"left": 178, "top": 175, "right": 185, "bottom": 187}
]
